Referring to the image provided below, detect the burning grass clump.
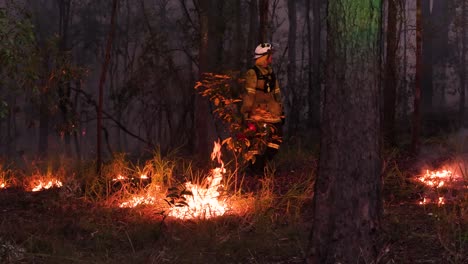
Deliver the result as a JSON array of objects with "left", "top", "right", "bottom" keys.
[
  {"left": 23, "top": 166, "right": 66, "bottom": 192},
  {"left": 0, "top": 164, "right": 15, "bottom": 189},
  {"left": 416, "top": 161, "right": 467, "bottom": 206}
]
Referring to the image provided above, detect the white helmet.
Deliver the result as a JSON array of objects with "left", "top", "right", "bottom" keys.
[{"left": 253, "top": 43, "right": 273, "bottom": 59}]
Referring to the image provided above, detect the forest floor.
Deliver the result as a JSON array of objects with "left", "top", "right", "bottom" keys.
[{"left": 0, "top": 143, "right": 466, "bottom": 264}]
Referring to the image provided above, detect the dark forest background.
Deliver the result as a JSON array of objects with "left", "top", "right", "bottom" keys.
[{"left": 0, "top": 0, "right": 467, "bottom": 164}]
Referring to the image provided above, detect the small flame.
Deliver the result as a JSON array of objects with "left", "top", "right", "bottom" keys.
[
  {"left": 0, "top": 182, "right": 6, "bottom": 189},
  {"left": 31, "top": 179, "right": 63, "bottom": 192},
  {"left": 438, "top": 197, "right": 445, "bottom": 205},
  {"left": 168, "top": 141, "right": 228, "bottom": 219},
  {"left": 419, "top": 197, "right": 427, "bottom": 205}
]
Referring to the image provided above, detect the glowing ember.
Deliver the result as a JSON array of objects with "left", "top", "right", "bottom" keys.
[
  {"left": 0, "top": 182, "right": 6, "bottom": 189},
  {"left": 168, "top": 141, "right": 228, "bottom": 219},
  {"left": 419, "top": 198, "right": 427, "bottom": 205},
  {"left": 112, "top": 175, "right": 126, "bottom": 181},
  {"left": 419, "top": 196, "right": 445, "bottom": 206},
  {"left": 120, "top": 195, "right": 156, "bottom": 208},
  {"left": 31, "top": 179, "right": 63, "bottom": 192},
  {"left": 112, "top": 174, "right": 150, "bottom": 181}
]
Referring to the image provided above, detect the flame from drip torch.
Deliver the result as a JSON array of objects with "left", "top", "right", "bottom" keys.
[{"left": 168, "top": 141, "right": 228, "bottom": 219}]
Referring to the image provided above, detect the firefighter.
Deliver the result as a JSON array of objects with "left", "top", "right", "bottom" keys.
[{"left": 241, "top": 42, "right": 284, "bottom": 174}]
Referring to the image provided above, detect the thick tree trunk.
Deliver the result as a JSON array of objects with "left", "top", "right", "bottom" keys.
[
  {"left": 307, "top": 0, "right": 382, "bottom": 263},
  {"left": 383, "top": 0, "right": 398, "bottom": 146},
  {"left": 412, "top": 0, "right": 422, "bottom": 155}
]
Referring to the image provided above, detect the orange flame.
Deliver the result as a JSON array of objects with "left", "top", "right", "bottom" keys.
[
  {"left": 417, "top": 168, "right": 465, "bottom": 206},
  {"left": 31, "top": 179, "right": 63, "bottom": 192},
  {"left": 418, "top": 170, "right": 453, "bottom": 189},
  {"left": 168, "top": 141, "right": 228, "bottom": 219}
]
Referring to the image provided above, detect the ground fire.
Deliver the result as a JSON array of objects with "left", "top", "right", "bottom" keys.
[
  {"left": 117, "top": 141, "right": 231, "bottom": 219},
  {"left": 30, "top": 179, "right": 63, "bottom": 192},
  {"left": 167, "top": 141, "right": 229, "bottom": 219},
  {"left": 417, "top": 167, "right": 466, "bottom": 205}
]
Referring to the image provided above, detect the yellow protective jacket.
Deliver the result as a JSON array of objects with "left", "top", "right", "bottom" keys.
[{"left": 241, "top": 64, "right": 282, "bottom": 123}]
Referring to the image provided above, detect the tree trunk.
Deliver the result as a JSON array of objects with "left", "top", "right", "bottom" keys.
[
  {"left": 194, "top": 0, "right": 223, "bottom": 160},
  {"left": 38, "top": 90, "right": 50, "bottom": 158},
  {"left": 286, "top": 0, "right": 297, "bottom": 136},
  {"left": 459, "top": 0, "right": 467, "bottom": 126},
  {"left": 307, "top": 0, "right": 321, "bottom": 129},
  {"left": 383, "top": 0, "right": 398, "bottom": 146},
  {"left": 412, "top": 0, "right": 422, "bottom": 155},
  {"left": 38, "top": 55, "right": 50, "bottom": 158},
  {"left": 421, "top": 0, "right": 433, "bottom": 113},
  {"left": 97, "top": 0, "right": 118, "bottom": 173},
  {"left": 258, "top": 0, "right": 268, "bottom": 43},
  {"left": 246, "top": 0, "right": 258, "bottom": 64},
  {"left": 307, "top": 0, "right": 382, "bottom": 263},
  {"left": 57, "top": 0, "right": 72, "bottom": 156},
  {"left": 432, "top": 0, "right": 450, "bottom": 110},
  {"left": 73, "top": 80, "right": 82, "bottom": 160},
  {"left": 233, "top": 0, "right": 243, "bottom": 70}
]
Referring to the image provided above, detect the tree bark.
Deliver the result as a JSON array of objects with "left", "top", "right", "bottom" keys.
[
  {"left": 258, "top": 0, "right": 269, "bottom": 43},
  {"left": 193, "top": 0, "right": 223, "bottom": 161},
  {"left": 412, "top": 0, "right": 422, "bottom": 155},
  {"left": 246, "top": 0, "right": 258, "bottom": 64},
  {"left": 38, "top": 54, "right": 51, "bottom": 158},
  {"left": 233, "top": 0, "right": 243, "bottom": 70},
  {"left": 38, "top": 89, "right": 50, "bottom": 158},
  {"left": 421, "top": 0, "right": 433, "bottom": 113},
  {"left": 97, "top": 0, "right": 118, "bottom": 173},
  {"left": 307, "top": 0, "right": 321, "bottom": 129},
  {"left": 459, "top": 0, "right": 467, "bottom": 127},
  {"left": 57, "top": 0, "right": 72, "bottom": 156},
  {"left": 383, "top": 0, "right": 398, "bottom": 146},
  {"left": 307, "top": 0, "right": 382, "bottom": 263},
  {"left": 286, "top": 0, "right": 297, "bottom": 135}
]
